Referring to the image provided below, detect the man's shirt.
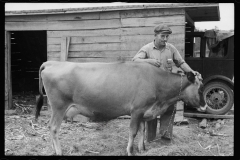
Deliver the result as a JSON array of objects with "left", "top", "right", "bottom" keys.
[{"left": 132, "top": 41, "right": 185, "bottom": 71}]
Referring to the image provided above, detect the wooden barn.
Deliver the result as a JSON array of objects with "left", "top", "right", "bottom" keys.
[{"left": 5, "top": 3, "right": 220, "bottom": 120}]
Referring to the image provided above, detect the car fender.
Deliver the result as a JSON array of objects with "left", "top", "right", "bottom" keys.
[{"left": 203, "top": 75, "right": 234, "bottom": 91}]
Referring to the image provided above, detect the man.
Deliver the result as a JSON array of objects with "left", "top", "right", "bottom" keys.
[{"left": 132, "top": 24, "right": 199, "bottom": 140}]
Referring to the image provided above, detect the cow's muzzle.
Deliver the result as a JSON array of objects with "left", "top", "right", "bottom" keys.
[{"left": 197, "top": 104, "right": 208, "bottom": 112}]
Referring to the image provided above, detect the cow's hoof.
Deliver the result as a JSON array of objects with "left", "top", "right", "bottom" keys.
[
  {"left": 126, "top": 147, "right": 134, "bottom": 156},
  {"left": 138, "top": 149, "right": 145, "bottom": 154},
  {"left": 138, "top": 145, "right": 145, "bottom": 153},
  {"left": 127, "top": 151, "right": 133, "bottom": 156}
]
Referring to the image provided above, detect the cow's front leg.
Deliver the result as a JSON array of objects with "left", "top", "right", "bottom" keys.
[
  {"left": 126, "top": 113, "right": 141, "bottom": 156},
  {"left": 138, "top": 120, "right": 145, "bottom": 153}
]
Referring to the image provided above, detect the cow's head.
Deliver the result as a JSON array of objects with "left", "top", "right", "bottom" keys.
[{"left": 182, "top": 72, "right": 207, "bottom": 112}]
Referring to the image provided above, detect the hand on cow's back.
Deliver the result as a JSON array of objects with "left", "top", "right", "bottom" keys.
[{"left": 146, "top": 59, "right": 162, "bottom": 68}]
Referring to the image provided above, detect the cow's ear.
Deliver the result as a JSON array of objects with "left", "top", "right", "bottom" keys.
[{"left": 186, "top": 72, "right": 195, "bottom": 83}]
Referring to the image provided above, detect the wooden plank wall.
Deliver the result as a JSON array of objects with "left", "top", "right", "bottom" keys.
[
  {"left": 47, "top": 8, "right": 185, "bottom": 62},
  {"left": 5, "top": 8, "right": 185, "bottom": 63}
]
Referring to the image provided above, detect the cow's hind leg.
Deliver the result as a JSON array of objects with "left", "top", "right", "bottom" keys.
[
  {"left": 48, "top": 102, "right": 68, "bottom": 155},
  {"left": 138, "top": 120, "right": 145, "bottom": 153},
  {"left": 126, "top": 113, "right": 141, "bottom": 156}
]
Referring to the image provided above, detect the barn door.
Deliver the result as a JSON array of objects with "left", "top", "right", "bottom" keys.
[{"left": 5, "top": 31, "right": 12, "bottom": 110}]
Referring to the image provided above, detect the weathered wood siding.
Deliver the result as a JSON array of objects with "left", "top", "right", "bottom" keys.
[{"left": 6, "top": 8, "right": 185, "bottom": 62}]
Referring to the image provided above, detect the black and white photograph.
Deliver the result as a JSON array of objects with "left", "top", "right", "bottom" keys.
[{"left": 5, "top": 3, "right": 234, "bottom": 156}]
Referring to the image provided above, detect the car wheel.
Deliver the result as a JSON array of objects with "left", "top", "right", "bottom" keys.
[{"left": 203, "top": 82, "right": 234, "bottom": 115}]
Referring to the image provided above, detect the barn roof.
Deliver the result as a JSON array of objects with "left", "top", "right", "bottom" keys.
[{"left": 5, "top": 3, "right": 220, "bottom": 22}]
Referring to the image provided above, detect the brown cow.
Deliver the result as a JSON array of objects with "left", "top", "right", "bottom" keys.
[{"left": 35, "top": 61, "right": 206, "bottom": 155}]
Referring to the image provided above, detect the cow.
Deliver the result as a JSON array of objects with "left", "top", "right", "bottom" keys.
[{"left": 35, "top": 61, "right": 206, "bottom": 156}]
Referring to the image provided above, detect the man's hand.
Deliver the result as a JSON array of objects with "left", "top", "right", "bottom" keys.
[
  {"left": 191, "top": 70, "right": 202, "bottom": 80},
  {"left": 191, "top": 70, "right": 198, "bottom": 76},
  {"left": 147, "top": 59, "right": 162, "bottom": 67}
]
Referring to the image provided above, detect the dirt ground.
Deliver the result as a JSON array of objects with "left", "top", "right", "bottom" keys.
[{"left": 5, "top": 92, "right": 234, "bottom": 156}]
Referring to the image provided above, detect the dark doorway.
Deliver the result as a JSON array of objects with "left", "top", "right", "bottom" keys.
[{"left": 11, "top": 31, "right": 47, "bottom": 95}]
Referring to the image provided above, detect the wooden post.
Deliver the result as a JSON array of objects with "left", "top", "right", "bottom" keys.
[
  {"left": 185, "top": 11, "right": 195, "bottom": 28},
  {"left": 5, "top": 31, "right": 12, "bottom": 110},
  {"left": 66, "top": 37, "right": 70, "bottom": 58},
  {"left": 60, "top": 36, "right": 66, "bottom": 61},
  {"left": 184, "top": 112, "right": 234, "bottom": 119},
  {"left": 5, "top": 31, "right": 8, "bottom": 110},
  {"left": 60, "top": 36, "right": 70, "bottom": 61},
  {"left": 174, "top": 101, "right": 184, "bottom": 122}
]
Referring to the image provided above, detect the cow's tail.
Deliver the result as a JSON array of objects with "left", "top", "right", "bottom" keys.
[{"left": 35, "top": 64, "right": 45, "bottom": 120}]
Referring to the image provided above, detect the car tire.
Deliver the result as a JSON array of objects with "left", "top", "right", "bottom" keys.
[{"left": 203, "top": 81, "right": 234, "bottom": 115}]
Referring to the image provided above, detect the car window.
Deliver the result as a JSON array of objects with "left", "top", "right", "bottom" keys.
[
  {"left": 185, "top": 36, "right": 201, "bottom": 58},
  {"left": 205, "top": 37, "right": 228, "bottom": 58},
  {"left": 193, "top": 37, "right": 201, "bottom": 57}
]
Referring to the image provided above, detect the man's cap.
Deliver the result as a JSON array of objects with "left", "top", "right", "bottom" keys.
[{"left": 154, "top": 25, "right": 172, "bottom": 34}]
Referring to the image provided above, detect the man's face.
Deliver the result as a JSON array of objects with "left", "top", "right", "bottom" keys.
[{"left": 155, "top": 33, "right": 170, "bottom": 46}]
